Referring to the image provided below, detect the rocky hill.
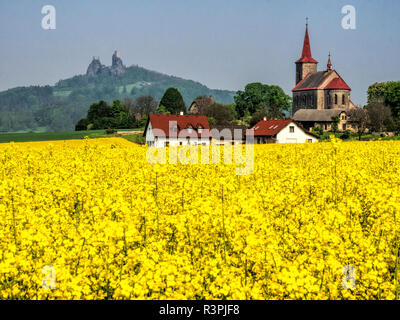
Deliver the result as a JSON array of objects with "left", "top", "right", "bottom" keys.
[{"left": 0, "top": 51, "right": 235, "bottom": 132}]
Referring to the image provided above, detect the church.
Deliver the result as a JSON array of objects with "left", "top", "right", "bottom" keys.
[{"left": 292, "top": 21, "right": 357, "bottom": 132}]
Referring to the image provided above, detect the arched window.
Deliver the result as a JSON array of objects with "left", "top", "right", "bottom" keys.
[
  {"left": 342, "top": 94, "right": 345, "bottom": 105},
  {"left": 334, "top": 94, "right": 338, "bottom": 105},
  {"left": 303, "top": 95, "right": 306, "bottom": 106}
]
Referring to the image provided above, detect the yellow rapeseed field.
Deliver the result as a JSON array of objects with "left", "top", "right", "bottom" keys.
[{"left": 1, "top": 137, "right": 400, "bottom": 299}]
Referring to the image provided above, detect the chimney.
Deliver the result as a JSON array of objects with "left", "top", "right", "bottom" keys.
[
  {"left": 180, "top": 111, "right": 184, "bottom": 115},
  {"left": 263, "top": 117, "right": 267, "bottom": 121}
]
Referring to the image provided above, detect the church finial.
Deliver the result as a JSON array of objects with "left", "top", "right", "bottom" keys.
[
  {"left": 327, "top": 52, "right": 332, "bottom": 70},
  {"left": 306, "top": 17, "right": 308, "bottom": 28}
]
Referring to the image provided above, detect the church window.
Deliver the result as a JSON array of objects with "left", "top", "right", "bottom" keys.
[
  {"left": 335, "top": 94, "right": 338, "bottom": 104},
  {"left": 342, "top": 94, "right": 345, "bottom": 104}
]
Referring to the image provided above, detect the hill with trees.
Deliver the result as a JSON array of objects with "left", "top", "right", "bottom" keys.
[{"left": 0, "top": 54, "right": 235, "bottom": 133}]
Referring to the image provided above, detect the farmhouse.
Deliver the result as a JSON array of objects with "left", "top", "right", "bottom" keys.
[
  {"left": 188, "top": 96, "right": 214, "bottom": 114},
  {"left": 246, "top": 118, "right": 319, "bottom": 144},
  {"left": 144, "top": 113, "right": 212, "bottom": 147}
]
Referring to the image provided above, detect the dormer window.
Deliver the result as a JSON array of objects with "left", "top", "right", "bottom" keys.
[{"left": 197, "top": 124, "right": 204, "bottom": 133}]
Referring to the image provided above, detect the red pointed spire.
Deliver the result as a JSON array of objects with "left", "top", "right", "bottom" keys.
[{"left": 296, "top": 19, "right": 318, "bottom": 64}]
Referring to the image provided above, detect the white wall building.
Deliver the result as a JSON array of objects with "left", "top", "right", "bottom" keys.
[
  {"left": 247, "top": 118, "right": 319, "bottom": 144},
  {"left": 144, "top": 114, "right": 212, "bottom": 148}
]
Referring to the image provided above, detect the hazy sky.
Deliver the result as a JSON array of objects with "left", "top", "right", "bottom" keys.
[{"left": 0, "top": 0, "right": 399, "bottom": 105}]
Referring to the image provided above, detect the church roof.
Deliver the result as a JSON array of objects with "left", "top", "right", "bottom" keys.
[
  {"left": 296, "top": 25, "right": 318, "bottom": 64},
  {"left": 325, "top": 77, "right": 351, "bottom": 90},
  {"left": 293, "top": 109, "right": 347, "bottom": 122},
  {"left": 292, "top": 71, "right": 329, "bottom": 91},
  {"left": 292, "top": 70, "right": 351, "bottom": 92}
]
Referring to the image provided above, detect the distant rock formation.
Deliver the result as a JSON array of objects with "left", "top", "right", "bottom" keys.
[
  {"left": 110, "top": 50, "right": 126, "bottom": 76},
  {"left": 86, "top": 56, "right": 107, "bottom": 76},
  {"left": 86, "top": 51, "right": 126, "bottom": 77}
]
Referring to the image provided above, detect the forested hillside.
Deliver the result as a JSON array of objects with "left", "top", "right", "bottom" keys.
[{"left": 0, "top": 64, "right": 235, "bottom": 132}]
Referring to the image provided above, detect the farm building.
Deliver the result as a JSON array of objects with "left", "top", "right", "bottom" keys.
[
  {"left": 144, "top": 113, "right": 212, "bottom": 147},
  {"left": 246, "top": 118, "right": 319, "bottom": 144}
]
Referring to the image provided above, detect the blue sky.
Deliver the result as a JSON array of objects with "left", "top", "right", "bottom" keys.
[{"left": 0, "top": 0, "right": 399, "bottom": 105}]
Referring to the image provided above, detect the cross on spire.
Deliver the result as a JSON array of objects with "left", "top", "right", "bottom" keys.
[{"left": 306, "top": 17, "right": 308, "bottom": 27}]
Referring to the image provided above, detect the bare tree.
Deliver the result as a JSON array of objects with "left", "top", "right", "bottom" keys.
[
  {"left": 122, "top": 98, "right": 136, "bottom": 115},
  {"left": 365, "top": 102, "right": 393, "bottom": 133},
  {"left": 135, "top": 95, "right": 158, "bottom": 118},
  {"left": 348, "top": 107, "right": 369, "bottom": 140}
]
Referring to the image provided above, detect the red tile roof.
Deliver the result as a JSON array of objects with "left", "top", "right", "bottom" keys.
[
  {"left": 246, "top": 119, "right": 293, "bottom": 136},
  {"left": 325, "top": 77, "right": 351, "bottom": 90},
  {"left": 296, "top": 26, "right": 318, "bottom": 64},
  {"left": 146, "top": 114, "right": 212, "bottom": 138}
]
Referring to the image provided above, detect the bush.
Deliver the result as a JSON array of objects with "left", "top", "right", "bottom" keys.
[
  {"left": 75, "top": 118, "right": 89, "bottom": 131},
  {"left": 105, "top": 128, "right": 116, "bottom": 134},
  {"left": 340, "top": 130, "right": 351, "bottom": 140},
  {"left": 312, "top": 127, "right": 323, "bottom": 137}
]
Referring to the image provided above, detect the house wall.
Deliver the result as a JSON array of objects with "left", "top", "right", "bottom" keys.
[
  {"left": 303, "top": 111, "right": 356, "bottom": 133},
  {"left": 152, "top": 137, "right": 211, "bottom": 148},
  {"left": 145, "top": 122, "right": 155, "bottom": 145},
  {"left": 276, "top": 122, "right": 318, "bottom": 143}
]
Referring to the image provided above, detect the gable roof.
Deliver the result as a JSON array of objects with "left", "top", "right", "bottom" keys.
[
  {"left": 296, "top": 25, "right": 318, "bottom": 64},
  {"left": 292, "top": 71, "right": 329, "bottom": 91},
  {"left": 325, "top": 77, "right": 351, "bottom": 90},
  {"left": 145, "top": 114, "right": 212, "bottom": 138},
  {"left": 189, "top": 96, "right": 214, "bottom": 113},
  {"left": 246, "top": 119, "right": 293, "bottom": 136},
  {"left": 293, "top": 109, "right": 347, "bottom": 122},
  {"left": 292, "top": 70, "right": 351, "bottom": 92}
]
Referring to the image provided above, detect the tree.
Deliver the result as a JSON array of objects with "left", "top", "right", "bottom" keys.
[
  {"left": 87, "top": 100, "right": 112, "bottom": 123},
  {"left": 159, "top": 88, "right": 186, "bottom": 114},
  {"left": 205, "top": 103, "right": 234, "bottom": 125},
  {"left": 366, "top": 101, "right": 393, "bottom": 132},
  {"left": 234, "top": 83, "right": 291, "bottom": 118},
  {"left": 331, "top": 116, "right": 340, "bottom": 133},
  {"left": 76, "top": 99, "right": 136, "bottom": 131},
  {"left": 156, "top": 105, "right": 171, "bottom": 115},
  {"left": 122, "top": 98, "right": 135, "bottom": 115},
  {"left": 249, "top": 105, "right": 286, "bottom": 127},
  {"left": 75, "top": 118, "right": 89, "bottom": 131},
  {"left": 348, "top": 107, "right": 369, "bottom": 140},
  {"left": 368, "top": 81, "right": 400, "bottom": 118},
  {"left": 135, "top": 95, "right": 158, "bottom": 117}
]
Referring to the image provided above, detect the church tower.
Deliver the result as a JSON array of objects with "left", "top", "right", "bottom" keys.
[{"left": 295, "top": 19, "right": 318, "bottom": 84}]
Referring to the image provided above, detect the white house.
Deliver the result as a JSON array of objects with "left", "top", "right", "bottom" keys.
[
  {"left": 144, "top": 113, "right": 212, "bottom": 147},
  {"left": 246, "top": 118, "right": 319, "bottom": 144}
]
